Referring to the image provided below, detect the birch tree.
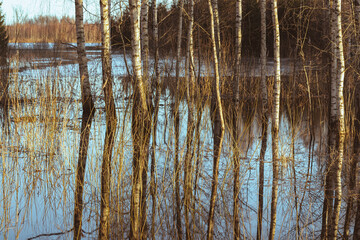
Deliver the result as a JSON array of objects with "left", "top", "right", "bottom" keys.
[
  {"left": 233, "top": 0, "right": 242, "bottom": 239},
  {"left": 321, "top": 0, "right": 345, "bottom": 238},
  {"left": 140, "top": 0, "right": 150, "bottom": 236},
  {"left": 140, "top": 10, "right": 150, "bottom": 98},
  {"left": 320, "top": 0, "right": 345, "bottom": 239},
  {"left": 129, "top": 0, "right": 152, "bottom": 239},
  {"left": 207, "top": 0, "right": 225, "bottom": 237},
  {"left": 329, "top": 0, "right": 345, "bottom": 238},
  {"left": 141, "top": 0, "right": 150, "bottom": 87},
  {"left": 269, "top": 0, "right": 281, "bottom": 239},
  {"left": 212, "top": 0, "right": 221, "bottom": 72},
  {"left": 99, "top": 0, "right": 117, "bottom": 239},
  {"left": 183, "top": 0, "right": 196, "bottom": 238},
  {"left": 73, "top": 0, "right": 95, "bottom": 239},
  {"left": 257, "top": 0, "right": 267, "bottom": 239}
]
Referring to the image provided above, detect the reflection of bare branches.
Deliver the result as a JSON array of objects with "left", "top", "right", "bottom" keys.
[{"left": 27, "top": 227, "right": 74, "bottom": 240}]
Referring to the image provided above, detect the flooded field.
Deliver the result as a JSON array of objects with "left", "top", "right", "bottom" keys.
[{"left": 0, "top": 44, "right": 350, "bottom": 239}]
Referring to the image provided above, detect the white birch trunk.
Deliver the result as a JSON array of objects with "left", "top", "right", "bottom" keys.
[
  {"left": 141, "top": 0, "right": 149, "bottom": 89},
  {"left": 207, "top": 0, "right": 225, "bottom": 238},
  {"left": 233, "top": 0, "right": 242, "bottom": 239},
  {"left": 73, "top": 0, "right": 95, "bottom": 239},
  {"left": 130, "top": 0, "right": 147, "bottom": 111},
  {"left": 130, "top": 0, "right": 151, "bottom": 239},
  {"left": 234, "top": 0, "right": 242, "bottom": 103},
  {"left": 212, "top": 0, "right": 221, "bottom": 72},
  {"left": 269, "top": 0, "right": 281, "bottom": 239},
  {"left": 99, "top": 0, "right": 117, "bottom": 239},
  {"left": 75, "top": 0, "right": 93, "bottom": 109},
  {"left": 185, "top": 0, "right": 195, "bottom": 105},
  {"left": 140, "top": 1, "right": 151, "bottom": 236},
  {"left": 184, "top": 0, "right": 195, "bottom": 238},
  {"left": 330, "top": 0, "right": 338, "bottom": 152},
  {"left": 130, "top": 0, "right": 143, "bottom": 238},
  {"left": 329, "top": 0, "right": 345, "bottom": 239}
]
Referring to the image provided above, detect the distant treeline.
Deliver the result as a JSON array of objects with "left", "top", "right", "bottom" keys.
[
  {"left": 7, "top": 15, "right": 101, "bottom": 43},
  {"left": 6, "top": 0, "right": 352, "bottom": 58},
  {"left": 112, "top": 0, "right": 342, "bottom": 58}
]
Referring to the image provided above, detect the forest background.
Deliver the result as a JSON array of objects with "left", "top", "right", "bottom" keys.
[{"left": 6, "top": 0, "right": 330, "bottom": 58}]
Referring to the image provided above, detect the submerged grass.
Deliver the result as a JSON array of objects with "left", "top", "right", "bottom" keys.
[{"left": 0, "top": 50, "right": 357, "bottom": 239}]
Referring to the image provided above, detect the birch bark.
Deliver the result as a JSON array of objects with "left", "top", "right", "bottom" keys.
[
  {"left": 212, "top": 0, "right": 221, "bottom": 72},
  {"left": 328, "top": 0, "right": 345, "bottom": 239},
  {"left": 73, "top": 0, "right": 95, "bottom": 239},
  {"left": 184, "top": 0, "right": 196, "bottom": 238},
  {"left": 141, "top": 0, "right": 149, "bottom": 88},
  {"left": 322, "top": 0, "right": 339, "bottom": 238},
  {"left": 129, "top": 0, "right": 151, "bottom": 239},
  {"left": 99, "top": 0, "right": 117, "bottom": 239},
  {"left": 207, "top": 0, "right": 225, "bottom": 238},
  {"left": 233, "top": 0, "right": 242, "bottom": 239},
  {"left": 269, "top": 0, "right": 281, "bottom": 239},
  {"left": 140, "top": 0, "right": 150, "bottom": 236}
]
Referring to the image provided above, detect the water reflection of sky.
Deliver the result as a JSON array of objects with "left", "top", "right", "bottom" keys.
[{"left": 1, "top": 44, "right": 328, "bottom": 239}]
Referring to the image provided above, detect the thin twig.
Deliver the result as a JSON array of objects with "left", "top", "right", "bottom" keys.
[{"left": 27, "top": 228, "right": 74, "bottom": 240}]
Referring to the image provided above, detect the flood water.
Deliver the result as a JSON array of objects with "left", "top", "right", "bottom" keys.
[{"left": 0, "top": 44, "right": 346, "bottom": 239}]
